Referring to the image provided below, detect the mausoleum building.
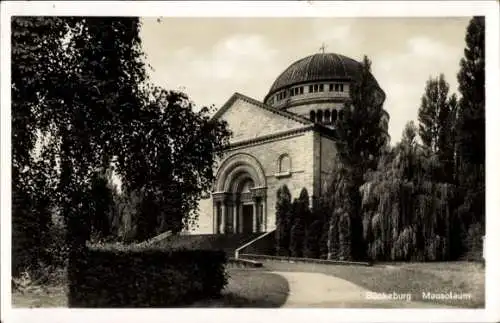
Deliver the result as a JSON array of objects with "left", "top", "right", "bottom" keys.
[{"left": 195, "top": 52, "right": 389, "bottom": 234}]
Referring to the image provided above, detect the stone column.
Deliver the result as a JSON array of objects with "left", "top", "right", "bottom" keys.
[
  {"left": 259, "top": 203, "right": 265, "bottom": 232},
  {"left": 238, "top": 204, "right": 243, "bottom": 233},
  {"left": 226, "top": 201, "right": 233, "bottom": 233},
  {"left": 263, "top": 198, "right": 267, "bottom": 231},
  {"left": 220, "top": 203, "right": 226, "bottom": 234},
  {"left": 213, "top": 203, "right": 218, "bottom": 234},
  {"left": 252, "top": 201, "right": 257, "bottom": 233},
  {"left": 233, "top": 201, "right": 239, "bottom": 234}
]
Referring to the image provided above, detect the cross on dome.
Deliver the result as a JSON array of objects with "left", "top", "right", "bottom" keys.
[{"left": 319, "top": 43, "right": 327, "bottom": 53}]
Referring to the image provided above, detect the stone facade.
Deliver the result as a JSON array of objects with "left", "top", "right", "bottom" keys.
[
  {"left": 193, "top": 93, "right": 337, "bottom": 234},
  {"left": 191, "top": 52, "right": 388, "bottom": 234}
]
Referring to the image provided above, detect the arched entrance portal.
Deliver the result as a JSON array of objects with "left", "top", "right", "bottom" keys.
[{"left": 212, "top": 153, "right": 267, "bottom": 234}]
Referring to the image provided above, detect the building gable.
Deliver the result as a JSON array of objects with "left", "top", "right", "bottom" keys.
[{"left": 213, "top": 93, "right": 312, "bottom": 143}]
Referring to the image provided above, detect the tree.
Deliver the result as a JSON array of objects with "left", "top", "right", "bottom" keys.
[
  {"left": 290, "top": 188, "right": 309, "bottom": 257},
  {"left": 275, "top": 185, "right": 293, "bottom": 256},
  {"left": 88, "top": 170, "right": 115, "bottom": 241},
  {"left": 11, "top": 17, "right": 230, "bottom": 280},
  {"left": 11, "top": 17, "right": 69, "bottom": 277},
  {"left": 116, "top": 88, "right": 231, "bottom": 239},
  {"left": 335, "top": 55, "right": 388, "bottom": 173},
  {"left": 418, "top": 74, "right": 450, "bottom": 153},
  {"left": 326, "top": 55, "right": 387, "bottom": 260},
  {"left": 454, "top": 16, "right": 485, "bottom": 258},
  {"left": 417, "top": 74, "right": 457, "bottom": 183},
  {"left": 304, "top": 195, "right": 329, "bottom": 259},
  {"left": 359, "top": 122, "right": 458, "bottom": 261},
  {"left": 456, "top": 16, "right": 485, "bottom": 167}
]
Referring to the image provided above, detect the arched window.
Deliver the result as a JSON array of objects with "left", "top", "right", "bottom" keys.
[
  {"left": 332, "top": 109, "right": 338, "bottom": 122},
  {"left": 310, "top": 110, "right": 316, "bottom": 122},
  {"left": 278, "top": 154, "right": 291, "bottom": 173},
  {"left": 324, "top": 110, "right": 331, "bottom": 124},
  {"left": 317, "top": 110, "right": 323, "bottom": 123}
]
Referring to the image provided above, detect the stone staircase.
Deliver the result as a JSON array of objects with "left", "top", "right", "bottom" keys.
[{"left": 152, "top": 233, "right": 262, "bottom": 257}]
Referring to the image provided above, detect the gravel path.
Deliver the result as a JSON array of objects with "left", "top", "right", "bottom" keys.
[{"left": 272, "top": 271, "right": 453, "bottom": 308}]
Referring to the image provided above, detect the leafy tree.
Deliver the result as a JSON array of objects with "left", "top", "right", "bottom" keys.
[
  {"left": 116, "top": 88, "right": 231, "bottom": 239},
  {"left": 11, "top": 17, "right": 68, "bottom": 276},
  {"left": 11, "top": 17, "right": 230, "bottom": 281},
  {"left": 88, "top": 170, "right": 115, "bottom": 241},
  {"left": 275, "top": 185, "right": 293, "bottom": 256},
  {"left": 417, "top": 74, "right": 457, "bottom": 182},
  {"left": 418, "top": 74, "right": 450, "bottom": 153}
]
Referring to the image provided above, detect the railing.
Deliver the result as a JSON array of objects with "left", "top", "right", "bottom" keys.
[
  {"left": 234, "top": 230, "right": 276, "bottom": 259},
  {"left": 239, "top": 253, "right": 372, "bottom": 266},
  {"left": 135, "top": 230, "right": 172, "bottom": 248}
]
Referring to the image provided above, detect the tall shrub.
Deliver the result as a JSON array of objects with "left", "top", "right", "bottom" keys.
[
  {"left": 275, "top": 185, "right": 292, "bottom": 256},
  {"left": 289, "top": 188, "right": 309, "bottom": 257}
]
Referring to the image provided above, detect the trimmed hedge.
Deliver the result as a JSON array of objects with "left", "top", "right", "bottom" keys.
[{"left": 68, "top": 246, "right": 228, "bottom": 307}]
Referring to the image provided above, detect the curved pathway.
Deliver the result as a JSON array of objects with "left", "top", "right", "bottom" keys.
[{"left": 273, "top": 271, "right": 453, "bottom": 308}]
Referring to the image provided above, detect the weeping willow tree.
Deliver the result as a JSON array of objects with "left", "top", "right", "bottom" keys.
[{"left": 360, "top": 122, "right": 458, "bottom": 261}]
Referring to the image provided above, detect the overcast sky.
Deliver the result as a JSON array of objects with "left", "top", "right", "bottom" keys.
[{"left": 139, "top": 17, "right": 471, "bottom": 144}]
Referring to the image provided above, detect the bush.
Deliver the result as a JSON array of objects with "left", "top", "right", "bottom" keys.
[
  {"left": 68, "top": 245, "right": 228, "bottom": 307},
  {"left": 275, "top": 185, "right": 292, "bottom": 256},
  {"left": 303, "top": 219, "right": 323, "bottom": 258}
]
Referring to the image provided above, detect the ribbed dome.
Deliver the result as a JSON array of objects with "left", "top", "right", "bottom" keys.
[
  {"left": 264, "top": 52, "right": 385, "bottom": 107},
  {"left": 267, "top": 53, "right": 363, "bottom": 95}
]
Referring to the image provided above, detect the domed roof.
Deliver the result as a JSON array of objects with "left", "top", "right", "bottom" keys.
[{"left": 265, "top": 53, "right": 374, "bottom": 99}]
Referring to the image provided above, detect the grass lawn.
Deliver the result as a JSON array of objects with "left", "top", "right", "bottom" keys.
[
  {"left": 12, "top": 285, "right": 68, "bottom": 308},
  {"left": 12, "top": 268, "right": 289, "bottom": 308},
  {"left": 190, "top": 268, "right": 289, "bottom": 307},
  {"left": 262, "top": 260, "right": 484, "bottom": 308}
]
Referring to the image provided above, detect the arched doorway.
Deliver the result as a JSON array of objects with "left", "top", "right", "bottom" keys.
[
  {"left": 212, "top": 153, "right": 267, "bottom": 234},
  {"left": 238, "top": 178, "right": 255, "bottom": 234}
]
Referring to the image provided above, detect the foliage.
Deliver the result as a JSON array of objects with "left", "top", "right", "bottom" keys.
[
  {"left": 289, "top": 189, "right": 309, "bottom": 257},
  {"left": 322, "top": 18, "right": 485, "bottom": 262},
  {"left": 11, "top": 16, "right": 231, "bottom": 279},
  {"left": 335, "top": 55, "right": 388, "bottom": 173},
  {"left": 359, "top": 122, "right": 459, "bottom": 261},
  {"left": 417, "top": 74, "right": 457, "bottom": 183},
  {"left": 11, "top": 17, "right": 67, "bottom": 278},
  {"left": 304, "top": 198, "right": 328, "bottom": 259},
  {"left": 325, "top": 56, "right": 386, "bottom": 261},
  {"left": 68, "top": 246, "right": 228, "bottom": 307},
  {"left": 456, "top": 16, "right": 485, "bottom": 167},
  {"left": 454, "top": 16, "right": 485, "bottom": 255},
  {"left": 88, "top": 170, "right": 115, "bottom": 241},
  {"left": 275, "top": 185, "right": 293, "bottom": 256},
  {"left": 116, "top": 88, "right": 231, "bottom": 239},
  {"left": 418, "top": 74, "right": 450, "bottom": 153}
]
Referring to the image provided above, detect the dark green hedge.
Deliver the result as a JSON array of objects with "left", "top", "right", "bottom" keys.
[{"left": 68, "top": 246, "right": 228, "bottom": 307}]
